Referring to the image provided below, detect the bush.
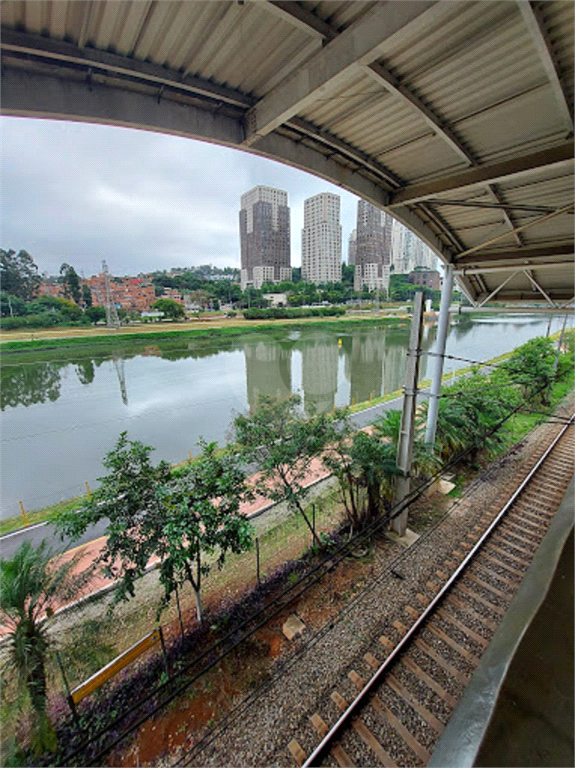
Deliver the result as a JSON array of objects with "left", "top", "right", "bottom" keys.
[
  {"left": 242, "top": 306, "right": 345, "bottom": 321},
  {"left": 1, "top": 312, "right": 65, "bottom": 330}
]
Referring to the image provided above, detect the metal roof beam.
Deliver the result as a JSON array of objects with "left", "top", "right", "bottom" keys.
[
  {"left": 522, "top": 269, "right": 558, "bottom": 306},
  {"left": 454, "top": 204, "right": 574, "bottom": 260},
  {"left": 389, "top": 142, "right": 574, "bottom": 206},
  {"left": 427, "top": 198, "right": 565, "bottom": 214},
  {"left": 517, "top": 1, "right": 573, "bottom": 136},
  {"left": 264, "top": 0, "right": 475, "bottom": 168},
  {"left": 455, "top": 243, "right": 574, "bottom": 267},
  {"left": 0, "top": 29, "right": 254, "bottom": 109},
  {"left": 456, "top": 260, "right": 573, "bottom": 276},
  {"left": 363, "top": 62, "right": 475, "bottom": 166},
  {"left": 263, "top": 1, "right": 337, "bottom": 41},
  {"left": 285, "top": 116, "right": 402, "bottom": 188},
  {"left": 243, "top": 1, "right": 437, "bottom": 145}
]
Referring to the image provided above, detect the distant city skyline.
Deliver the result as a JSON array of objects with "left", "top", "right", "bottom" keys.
[{"left": 2, "top": 116, "right": 437, "bottom": 280}]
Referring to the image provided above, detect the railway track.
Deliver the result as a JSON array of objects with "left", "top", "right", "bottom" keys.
[{"left": 288, "top": 415, "right": 575, "bottom": 768}]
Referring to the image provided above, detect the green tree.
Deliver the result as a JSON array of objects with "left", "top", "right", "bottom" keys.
[
  {"left": 0, "top": 249, "right": 41, "bottom": 300},
  {"left": 233, "top": 395, "right": 339, "bottom": 547},
  {"left": 59, "top": 263, "right": 81, "bottom": 304},
  {"left": 0, "top": 541, "right": 92, "bottom": 757},
  {"left": 56, "top": 434, "right": 252, "bottom": 624},
  {"left": 501, "top": 336, "right": 556, "bottom": 406},
  {"left": 81, "top": 284, "right": 93, "bottom": 308},
  {"left": 323, "top": 424, "right": 400, "bottom": 533},
  {"left": 85, "top": 305, "right": 106, "bottom": 325},
  {"left": 1, "top": 292, "right": 28, "bottom": 317},
  {"left": 152, "top": 298, "right": 185, "bottom": 321}
]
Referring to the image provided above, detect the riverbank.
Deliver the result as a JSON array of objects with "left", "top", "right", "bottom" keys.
[{"left": 0, "top": 312, "right": 411, "bottom": 352}]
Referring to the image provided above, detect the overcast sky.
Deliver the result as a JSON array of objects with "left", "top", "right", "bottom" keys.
[{"left": 1, "top": 116, "right": 363, "bottom": 278}]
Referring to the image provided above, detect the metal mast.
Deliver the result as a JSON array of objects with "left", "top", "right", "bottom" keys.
[{"left": 102, "top": 260, "right": 120, "bottom": 329}]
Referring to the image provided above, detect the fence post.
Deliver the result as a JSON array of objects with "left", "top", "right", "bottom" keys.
[
  {"left": 174, "top": 585, "right": 185, "bottom": 642},
  {"left": 158, "top": 626, "right": 170, "bottom": 677},
  {"left": 56, "top": 650, "right": 81, "bottom": 728},
  {"left": 312, "top": 504, "right": 316, "bottom": 542},
  {"left": 19, "top": 501, "right": 28, "bottom": 526},
  {"left": 256, "top": 537, "right": 261, "bottom": 586},
  {"left": 85, "top": 481, "right": 91, "bottom": 499}
]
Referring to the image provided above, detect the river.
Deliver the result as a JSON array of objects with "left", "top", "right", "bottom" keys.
[{"left": 0, "top": 313, "right": 569, "bottom": 518}]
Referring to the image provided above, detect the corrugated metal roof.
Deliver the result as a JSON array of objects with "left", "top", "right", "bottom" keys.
[{"left": 1, "top": 0, "right": 573, "bottom": 305}]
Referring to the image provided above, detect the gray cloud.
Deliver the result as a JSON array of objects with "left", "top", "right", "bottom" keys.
[{"left": 2, "top": 116, "right": 360, "bottom": 277}]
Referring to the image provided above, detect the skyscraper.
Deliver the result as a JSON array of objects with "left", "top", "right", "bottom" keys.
[
  {"left": 354, "top": 200, "right": 393, "bottom": 294},
  {"left": 301, "top": 192, "right": 342, "bottom": 284},
  {"left": 391, "top": 220, "right": 438, "bottom": 274},
  {"left": 239, "top": 186, "right": 291, "bottom": 290},
  {"left": 348, "top": 229, "right": 357, "bottom": 266}
]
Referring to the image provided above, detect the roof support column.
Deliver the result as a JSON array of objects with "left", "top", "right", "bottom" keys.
[{"left": 425, "top": 263, "right": 454, "bottom": 447}]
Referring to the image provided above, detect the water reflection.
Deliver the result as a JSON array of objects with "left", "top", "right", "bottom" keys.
[
  {"left": 301, "top": 333, "right": 338, "bottom": 413},
  {"left": 1, "top": 314, "right": 571, "bottom": 518},
  {"left": 243, "top": 334, "right": 292, "bottom": 412},
  {"left": 2, "top": 316, "right": 566, "bottom": 414}
]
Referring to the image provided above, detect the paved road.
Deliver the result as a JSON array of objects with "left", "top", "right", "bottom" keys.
[{"left": 1, "top": 391, "right": 434, "bottom": 559}]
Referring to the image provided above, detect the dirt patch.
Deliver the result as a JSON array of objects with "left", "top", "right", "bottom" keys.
[{"left": 109, "top": 532, "right": 387, "bottom": 767}]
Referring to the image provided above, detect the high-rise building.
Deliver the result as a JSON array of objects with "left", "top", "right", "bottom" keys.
[
  {"left": 348, "top": 229, "right": 357, "bottom": 265},
  {"left": 391, "top": 220, "right": 438, "bottom": 274},
  {"left": 354, "top": 200, "right": 392, "bottom": 294},
  {"left": 239, "top": 186, "right": 291, "bottom": 290},
  {"left": 301, "top": 192, "right": 342, "bottom": 284}
]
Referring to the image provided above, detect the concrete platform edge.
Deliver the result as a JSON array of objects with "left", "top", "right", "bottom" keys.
[{"left": 428, "top": 476, "right": 575, "bottom": 768}]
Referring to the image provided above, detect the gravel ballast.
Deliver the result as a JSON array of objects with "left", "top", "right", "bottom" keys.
[{"left": 178, "top": 398, "right": 573, "bottom": 768}]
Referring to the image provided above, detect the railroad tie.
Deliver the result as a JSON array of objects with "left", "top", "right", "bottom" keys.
[
  {"left": 445, "top": 594, "right": 497, "bottom": 631},
  {"left": 399, "top": 655, "right": 458, "bottom": 708},
  {"left": 385, "top": 674, "right": 445, "bottom": 734},
  {"left": 436, "top": 607, "right": 489, "bottom": 648},
  {"left": 288, "top": 739, "right": 307, "bottom": 767},
  {"left": 349, "top": 669, "right": 431, "bottom": 764},
  {"left": 424, "top": 624, "right": 481, "bottom": 666},
  {"left": 465, "top": 571, "right": 511, "bottom": 601},
  {"left": 309, "top": 713, "right": 356, "bottom": 767},
  {"left": 331, "top": 690, "right": 397, "bottom": 767},
  {"left": 414, "top": 638, "right": 470, "bottom": 684},
  {"left": 456, "top": 583, "right": 505, "bottom": 616},
  {"left": 480, "top": 552, "right": 525, "bottom": 579}
]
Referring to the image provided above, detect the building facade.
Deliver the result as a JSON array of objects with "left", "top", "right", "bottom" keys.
[
  {"left": 348, "top": 228, "right": 357, "bottom": 266},
  {"left": 85, "top": 274, "right": 156, "bottom": 312},
  {"left": 408, "top": 269, "right": 441, "bottom": 291},
  {"left": 301, "top": 192, "right": 341, "bottom": 284},
  {"left": 353, "top": 200, "right": 392, "bottom": 294},
  {"left": 391, "top": 221, "right": 438, "bottom": 274},
  {"left": 239, "top": 186, "right": 291, "bottom": 290}
]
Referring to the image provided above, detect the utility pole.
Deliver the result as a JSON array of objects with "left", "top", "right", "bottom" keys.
[
  {"left": 553, "top": 312, "right": 569, "bottom": 372},
  {"left": 392, "top": 290, "right": 425, "bottom": 536},
  {"left": 102, "top": 260, "right": 121, "bottom": 329},
  {"left": 425, "top": 262, "right": 454, "bottom": 446}
]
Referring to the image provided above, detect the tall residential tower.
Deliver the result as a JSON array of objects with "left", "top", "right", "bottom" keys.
[
  {"left": 354, "top": 200, "right": 393, "bottom": 294},
  {"left": 239, "top": 186, "right": 291, "bottom": 290},
  {"left": 301, "top": 192, "right": 342, "bottom": 284}
]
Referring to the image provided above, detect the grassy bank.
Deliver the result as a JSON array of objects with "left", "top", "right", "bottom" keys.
[{"left": 0, "top": 314, "right": 409, "bottom": 354}]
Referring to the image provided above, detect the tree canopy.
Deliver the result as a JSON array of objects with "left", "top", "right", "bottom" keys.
[
  {"left": 1, "top": 249, "right": 41, "bottom": 301},
  {"left": 233, "top": 395, "right": 340, "bottom": 547},
  {"left": 152, "top": 298, "right": 185, "bottom": 321},
  {"left": 55, "top": 433, "right": 253, "bottom": 623}
]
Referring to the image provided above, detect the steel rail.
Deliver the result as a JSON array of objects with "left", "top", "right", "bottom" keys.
[{"left": 302, "top": 411, "right": 574, "bottom": 767}]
